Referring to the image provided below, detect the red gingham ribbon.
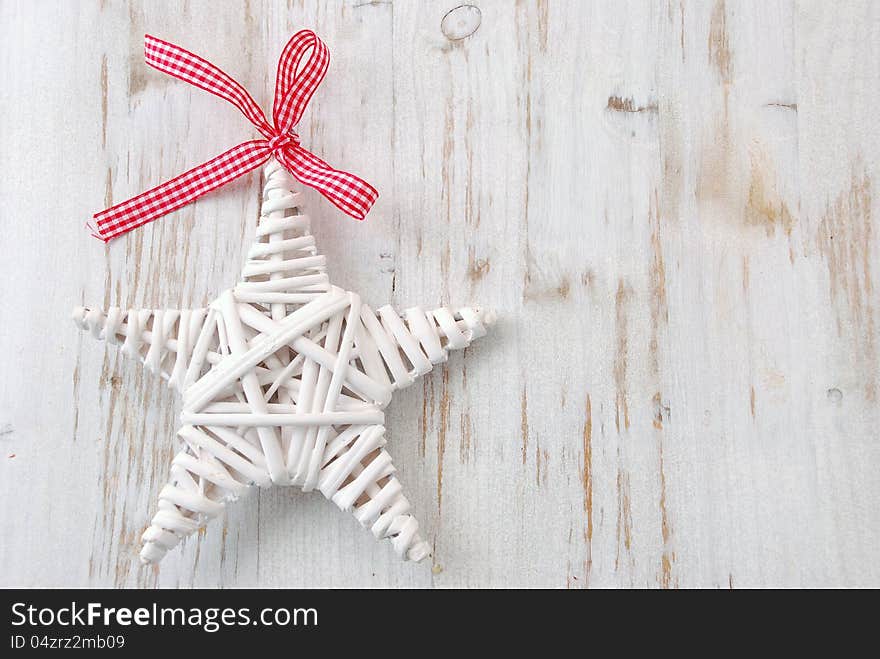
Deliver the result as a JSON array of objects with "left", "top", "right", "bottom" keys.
[{"left": 90, "top": 31, "right": 378, "bottom": 242}]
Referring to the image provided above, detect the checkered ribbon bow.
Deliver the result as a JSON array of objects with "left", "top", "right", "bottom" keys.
[{"left": 90, "top": 30, "right": 378, "bottom": 242}]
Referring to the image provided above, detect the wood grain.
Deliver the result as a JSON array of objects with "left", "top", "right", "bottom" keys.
[{"left": 0, "top": 0, "right": 878, "bottom": 588}]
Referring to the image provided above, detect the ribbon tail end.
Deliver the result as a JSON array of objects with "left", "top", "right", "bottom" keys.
[
  {"left": 358, "top": 191, "right": 378, "bottom": 221},
  {"left": 86, "top": 216, "right": 111, "bottom": 243}
]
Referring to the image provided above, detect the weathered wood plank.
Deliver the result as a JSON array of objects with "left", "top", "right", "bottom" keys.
[{"left": 0, "top": 0, "right": 877, "bottom": 588}]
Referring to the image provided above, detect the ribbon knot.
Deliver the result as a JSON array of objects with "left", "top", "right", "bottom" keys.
[
  {"left": 268, "top": 132, "right": 296, "bottom": 155},
  {"left": 90, "top": 30, "right": 378, "bottom": 243}
]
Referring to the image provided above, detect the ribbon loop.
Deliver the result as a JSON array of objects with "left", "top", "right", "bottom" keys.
[
  {"left": 92, "top": 30, "right": 378, "bottom": 243},
  {"left": 273, "top": 30, "right": 329, "bottom": 134},
  {"left": 145, "top": 35, "right": 272, "bottom": 137}
]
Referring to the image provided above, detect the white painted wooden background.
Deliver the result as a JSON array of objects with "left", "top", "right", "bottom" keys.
[{"left": 1, "top": 0, "right": 878, "bottom": 588}]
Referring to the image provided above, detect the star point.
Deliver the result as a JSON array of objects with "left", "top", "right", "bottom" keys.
[{"left": 74, "top": 160, "right": 492, "bottom": 566}]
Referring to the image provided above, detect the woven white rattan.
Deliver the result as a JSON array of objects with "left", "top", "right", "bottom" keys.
[{"left": 73, "top": 160, "right": 493, "bottom": 564}]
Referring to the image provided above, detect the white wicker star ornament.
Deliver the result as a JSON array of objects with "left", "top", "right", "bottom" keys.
[{"left": 74, "top": 161, "right": 493, "bottom": 564}]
